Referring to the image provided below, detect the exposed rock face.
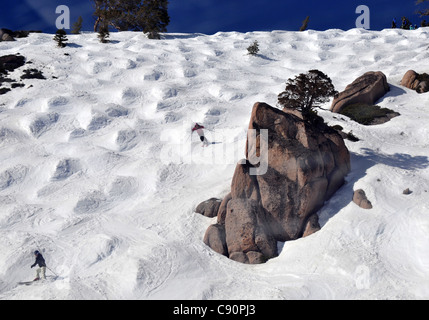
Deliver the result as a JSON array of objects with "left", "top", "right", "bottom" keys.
[
  {"left": 330, "top": 71, "right": 390, "bottom": 113},
  {"left": 352, "top": 189, "right": 372, "bottom": 209},
  {"left": 0, "top": 29, "right": 37, "bottom": 42},
  {"left": 0, "top": 29, "right": 15, "bottom": 42},
  {"left": 225, "top": 199, "right": 277, "bottom": 264},
  {"left": 1, "top": 33, "right": 14, "bottom": 42},
  {"left": 400, "top": 70, "right": 429, "bottom": 94},
  {"left": 195, "top": 198, "right": 222, "bottom": 218},
  {"left": 0, "top": 54, "right": 26, "bottom": 73},
  {"left": 403, "top": 188, "right": 412, "bottom": 195},
  {"left": 203, "top": 102, "right": 351, "bottom": 264},
  {"left": 401, "top": 70, "right": 420, "bottom": 89},
  {"left": 203, "top": 224, "right": 227, "bottom": 256}
]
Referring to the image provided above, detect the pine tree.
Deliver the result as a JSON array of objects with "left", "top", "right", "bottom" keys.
[
  {"left": 247, "top": 40, "right": 259, "bottom": 55},
  {"left": 92, "top": 0, "right": 170, "bottom": 38},
  {"left": 138, "top": 0, "right": 170, "bottom": 39},
  {"left": 98, "top": 23, "right": 110, "bottom": 43},
  {"left": 53, "top": 29, "right": 68, "bottom": 48},
  {"left": 71, "top": 16, "right": 83, "bottom": 34},
  {"left": 93, "top": 0, "right": 141, "bottom": 31},
  {"left": 299, "top": 16, "right": 310, "bottom": 31},
  {"left": 417, "top": 0, "right": 429, "bottom": 17},
  {"left": 277, "top": 70, "right": 337, "bottom": 123}
]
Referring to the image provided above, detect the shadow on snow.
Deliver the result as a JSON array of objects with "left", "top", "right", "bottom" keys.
[{"left": 318, "top": 148, "right": 429, "bottom": 226}]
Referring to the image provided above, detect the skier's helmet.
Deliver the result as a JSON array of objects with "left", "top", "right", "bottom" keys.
[{"left": 34, "top": 250, "right": 39, "bottom": 255}]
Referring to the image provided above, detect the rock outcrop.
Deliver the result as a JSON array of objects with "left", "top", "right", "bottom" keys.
[
  {"left": 202, "top": 102, "right": 351, "bottom": 264},
  {"left": 195, "top": 198, "right": 222, "bottom": 218},
  {"left": 1, "top": 54, "right": 26, "bottom": 95},
  {"left": 400, "top": 70, "right": 429, "bottom": 94},
  {"left": 330, "top": 71, "right": 390, "bottom": 113},
  {"left": 403, "top": 188, "right": 412, "bottom": 195},
  {"left": 352, "top": 189, "right": 372, "bottom": 209},
  {"left": 0, "top": 54, "right": 25, "bottom": 73},
  {"left": 0, "top": 29, "right": 36, "bottom": 42},
  {"left": 0, "top": 29, "right": 15, "bottom": 42}
]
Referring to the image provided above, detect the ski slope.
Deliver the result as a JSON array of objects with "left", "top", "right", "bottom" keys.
[{"left": 0, "top": 28, "right": 428, "bottom": 299}]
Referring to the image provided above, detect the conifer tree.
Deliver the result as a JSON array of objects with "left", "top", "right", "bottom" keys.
[
  {"left": 92, "top": 0, "right": 170, "bottom": 38},
  {"left": 93, "top": 0, "right": 139, "bottom": 31},
  {"left": 247, "top": 40, "right": 259, "bottom": 55},
  {"left": 53, "top": 29, "right": 68, "bottom": 48},
  {"left": 71, "top": 16, "right": 83, "bottom": 34},
  {"left": 416, "top": 0, "right": 429, "bottom": 17},
  {"left": 278, "top": 70, "right": 337, "bottom": 123},
  {"left": 98, "top": 22, "right": 110, "bottom": 43},
  {"left": 299, "top": 16, "right": 310, "bottom": 31},
  {"left": 139, "top": 0, "right": 170, "bottom": 39}
]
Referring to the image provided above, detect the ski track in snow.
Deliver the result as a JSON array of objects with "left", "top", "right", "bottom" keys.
[{"left": 0, "top": 28, "right": 429, "bottom": 299}]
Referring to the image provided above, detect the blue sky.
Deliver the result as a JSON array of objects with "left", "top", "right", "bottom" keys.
[{"left": 0, "top": 0, "right": 426, "bottom": 34}]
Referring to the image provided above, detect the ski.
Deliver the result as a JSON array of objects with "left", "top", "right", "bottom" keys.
[{"left": 18, "top": 281, "right": 36, "bottom": 286}]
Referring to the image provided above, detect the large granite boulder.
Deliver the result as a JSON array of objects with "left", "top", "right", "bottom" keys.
[
  {"left": 225, "top": 198, "right": 277, "bottom": 264},
  {"left": 203, "top": 102, "right": 351, "bottom": 264},
  {"left": 330, "top": 71, "right": 390, "bottom": 113},
  {"left": 400, "top": 70, "right": 429, "bottom": 94}
]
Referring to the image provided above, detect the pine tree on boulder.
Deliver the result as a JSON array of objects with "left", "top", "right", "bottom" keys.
[{"left": 278, "top": 69, "right": 337, "bottom": 124}]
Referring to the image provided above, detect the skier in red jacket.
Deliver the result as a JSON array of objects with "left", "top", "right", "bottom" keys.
[{"left": 192, "top": 123, "right": 209, "bottom": 147}]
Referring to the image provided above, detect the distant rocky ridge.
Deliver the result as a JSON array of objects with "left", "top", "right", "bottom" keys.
[
  {"left": 200, "top": 102, "right": 351, "bottom": 264},
  {"left": 0, "top": 28, "right": 41, "bottom": 42},
  {"left": 0, "top": 29, "right": 14, "bottom": 42}
]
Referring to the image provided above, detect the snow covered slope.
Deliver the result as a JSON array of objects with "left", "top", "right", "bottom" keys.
[{"left": 0, "top": 28, "right": 428, "bottom": 300}]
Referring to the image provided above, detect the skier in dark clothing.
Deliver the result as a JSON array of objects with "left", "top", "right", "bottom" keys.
[{"left": 31, "top": 250, "right": 46, "bottom": 281}]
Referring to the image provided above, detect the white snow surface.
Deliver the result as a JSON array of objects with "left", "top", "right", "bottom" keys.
[{"left": 0, "top": 28, "right": 429, "bottom": 300}]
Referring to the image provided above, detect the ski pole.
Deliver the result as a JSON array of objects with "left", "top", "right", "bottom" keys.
[{"left": 46, "top": 266, "right": 58, "bottom": 277}]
